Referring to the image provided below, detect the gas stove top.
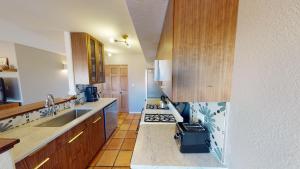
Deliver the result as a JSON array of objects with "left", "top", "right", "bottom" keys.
[
  {"left": 146, "top": 104, "right": 169, "bottom": 110},
  {"left": 144, "top": 114, "right": 176, "bottom": 123}
]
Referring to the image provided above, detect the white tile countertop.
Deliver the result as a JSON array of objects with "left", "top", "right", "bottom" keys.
[
  {"left": 132, "top": 116, "right": 226, "bottom": 169},
  {"left": 0, "top": 98, "right": 116, "bottom": 163}
]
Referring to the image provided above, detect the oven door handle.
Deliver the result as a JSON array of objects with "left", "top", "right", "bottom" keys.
[{"left": 174, "top": 132, "right": 183, "bottom": 139}]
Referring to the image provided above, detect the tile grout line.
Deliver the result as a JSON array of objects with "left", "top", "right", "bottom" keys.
[
  {"left": 113, "top": 114, "right": 130, "bottom": 167},
  {"left": 90, "top": 113, "right": 138, "bottom": 168}
]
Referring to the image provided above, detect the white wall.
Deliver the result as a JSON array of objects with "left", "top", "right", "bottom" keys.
[
  {"left": 0, "top": 41, "right": 18, "bottom": 68},
  {"left": 0, "top": 151, "right": 15, "bottom": 169},
  {"left": 226, "top": 0, "right": 300, "bottom": 169},
  {"left": 105, "top": 54, "right": 146, "bottom": 112},
  {"left": 63, "top": 32, "right": 76, "bottom": 95},
  {"left": 0, "top": 41, "right": 22, "bottom": 101},
  {"left": 15, "top": 44, "right": 69, "bottom": 104},
  {"left": 0, "top": 19, "right": 65, "bottom": 55}
]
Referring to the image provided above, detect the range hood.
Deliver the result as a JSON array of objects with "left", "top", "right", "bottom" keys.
[{"left": 154, "top": 60, "right": 172, "bottom": 81}]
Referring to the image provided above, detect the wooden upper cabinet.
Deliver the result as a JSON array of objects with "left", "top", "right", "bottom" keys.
[
  {"left": 71, "top": 32, "right": 105, "bottom": 84},
  {"left": 156, "top": 0, "right": 239, "bottom": 102},
  {"left": 97, "top": 41, "right": 105, "bottom": 83}
]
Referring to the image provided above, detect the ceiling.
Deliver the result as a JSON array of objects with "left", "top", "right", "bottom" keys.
[
  {"left": 0, "top": 0, "right": 144, "bottom": 56},
  {"left": 125, "top": 0, "right": 169, "bottom": 61}
]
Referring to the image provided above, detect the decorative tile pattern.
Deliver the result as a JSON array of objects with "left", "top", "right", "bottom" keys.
[
  {"left": 75, "top": 84, "right": 103, "bottom": 104},
  {"left": 75, "top": 84, "right": 89, "bottom": 104},
  {"left": 190, "top": 102, "right": 229, "bottom": 163},
  {"left": 0, "top": 101, "right": 73, "bottom": 132}
]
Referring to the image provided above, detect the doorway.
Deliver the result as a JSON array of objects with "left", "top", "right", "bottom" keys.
[{"left": 103, "top": 65, "right": 128, "bottom": 112}]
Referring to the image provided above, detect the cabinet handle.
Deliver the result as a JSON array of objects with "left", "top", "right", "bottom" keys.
[
  {"left": 93, "top": 117, "right": 102, "bottom": 123},
  {"left": 33, "top": 157, "right": 50, "bottom": 169},
  {"left": 68, "top": 131, "right": 83, "bottom": 143}
]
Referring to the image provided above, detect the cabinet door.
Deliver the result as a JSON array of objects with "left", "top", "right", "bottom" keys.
[
  {"left": 97, "top": 41, "right": 105, "bottom": 83},
  {"left": 15, "top": 160, "right": 28, "bottom": 169},
  {"left": 86, "top": 111, "right": 105, "bottom": 162},
  {"left": 93, "top": 110, "right": 105, "bottom": 151},
  {"left": 171, "top": 0, "right": 238, "bottom": 102},
  {"left": 88, "top": 37, "right": 98, "bottom": 84},
  {"left": 65, "top": 129, "right": 88, "bottom": 169},
  {"left": 25, "top": 141, "right": 57, "bottom": 169}
]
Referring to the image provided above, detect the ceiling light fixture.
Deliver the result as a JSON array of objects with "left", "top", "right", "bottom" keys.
[
  {"left": 110, "top": 34, "right": 131, "bottom": 48},
  {"left": 109, "top": 37, "right": 115, "bottom": 43},
  {"left": 108, "top": 53, "right": 112, "bottom": 57}
]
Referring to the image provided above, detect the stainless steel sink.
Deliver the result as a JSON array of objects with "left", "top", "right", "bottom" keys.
[{"left": 35, "top": 109, "right": 91, "bottom": 127}]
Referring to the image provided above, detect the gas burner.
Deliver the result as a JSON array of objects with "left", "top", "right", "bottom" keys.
[
  {"left": 144, "top": 114, "right": 176, "bottom": 123},
  {"left": 146, "top": 104, "right": 169, "bottom": 110}
]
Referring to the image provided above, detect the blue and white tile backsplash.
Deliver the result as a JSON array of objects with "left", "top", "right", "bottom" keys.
[
  {"left": 75, "top": 84, "right": 103, "bottom": 104},
  {"left": 190, "top": 102, "right": 229, "bottom": 163},
  {"left": 0, "top": 101, "right": 75, "bottom": 132}
]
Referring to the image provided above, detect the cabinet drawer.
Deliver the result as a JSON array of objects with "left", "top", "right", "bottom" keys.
[
  {"left": 86, "top": 112, "right": 102, "bottom": 125},
  {"left": 15, "top": 160, "right": 28, "bottom": 169},
  {"left": 53, "top": 132, "right": 68, "bottom": 150},
  {"left": 65, "top": 120, "right": 86, "bottom": 141},
  {"left": 24, "top": 143, "right": 57, "bottom": 169}
]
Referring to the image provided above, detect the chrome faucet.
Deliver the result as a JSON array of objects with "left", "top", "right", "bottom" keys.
[{"left": 45, "top": 94, "right": 56, "bottom": 116}]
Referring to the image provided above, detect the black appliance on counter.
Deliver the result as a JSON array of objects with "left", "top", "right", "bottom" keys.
[
  {"left": 85, "top": 86, "right": 99, "bottom": 102},
  {"left": 174, "top": 122, "right": 210, "bottom": 153},
  {"left": 0, "top": 78, "right": 7, "bottom": 103}
]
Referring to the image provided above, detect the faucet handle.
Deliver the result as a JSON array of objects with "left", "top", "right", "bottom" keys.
[
  {"left": 45, "top": 99, "right": 49, "bottom": 108},
  {"left": 47, "top": 94, "right": 54, "bottom": 100},
  {"left": 47, "top": 94, "right": 55, "bottom": 105}
]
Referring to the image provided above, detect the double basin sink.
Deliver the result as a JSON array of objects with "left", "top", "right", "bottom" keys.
[{"left": 36, "top": 109, "right": 91, "bottom": 127}]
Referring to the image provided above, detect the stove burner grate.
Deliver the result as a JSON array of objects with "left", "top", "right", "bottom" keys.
[
  {"left": 144, "top": 114, "right": 176, "bottom": 123},
  {"left": 146, "top": 104, "right": 169, "bottom": 110}
]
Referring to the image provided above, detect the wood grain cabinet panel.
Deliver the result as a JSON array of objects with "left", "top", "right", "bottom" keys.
[
  {"left": 71, "top": 32, "right": 105, "bottom": 84},
  {"left": 65, "top": 130, "right": 87, "bottom": 169},
  {"left": 97, "top": 41, "right": 105, "bottom": 83},
  {"left": 157, "top": 0, "right": 238, "bottom": 102},
  {"left": 24, "top": 140, "right": 57, "bottom": 169},
  {"left": 15, "top": 160, "right": 28, "bottom": 169},
  {"left": 86, "top": 110, "right": 105, "bottom": 162},
  {"left": 16, "top": 111, "right": 106, "bottom": 169}
]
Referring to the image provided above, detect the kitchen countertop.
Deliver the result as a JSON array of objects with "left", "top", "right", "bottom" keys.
[
  {"left": 0, "top": 98, "right": 116, "bottom": 163},
  {"left": 131, "top": 124, "right": 226, "bottom": 169},
  {"left": 0, "top": 138, "right": 20, "bottom": 154}
]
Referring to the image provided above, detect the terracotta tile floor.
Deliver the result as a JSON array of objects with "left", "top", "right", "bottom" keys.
[{"left": 89, "top": 112, "right": 140, "bottom": 169}]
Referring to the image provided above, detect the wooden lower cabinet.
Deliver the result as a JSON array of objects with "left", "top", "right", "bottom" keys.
[
  {"left": 15, "top": 160, "right": 28, "bottom": 169},
  {"left": 65, "top": 130, "right": 87, "bottom": 169},
  {"left": 86, "top": 110, "right": 105, "bottom": 161},
  {"left": 15, "top": 111, "right": 105, "bottom": 169}
]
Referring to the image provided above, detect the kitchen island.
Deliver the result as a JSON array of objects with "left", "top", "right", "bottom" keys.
[{"left": 131, "top": 124, "right": 226, "bottom": 169}]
